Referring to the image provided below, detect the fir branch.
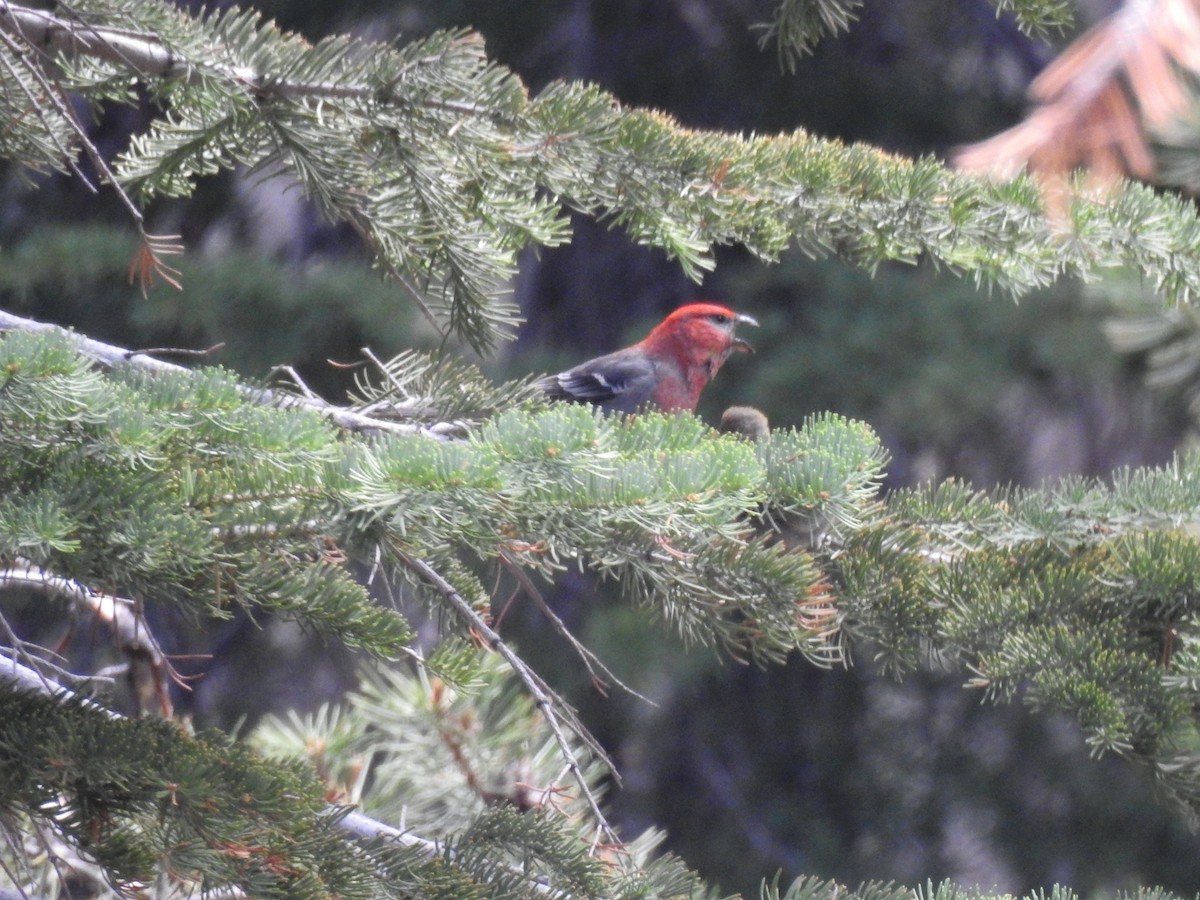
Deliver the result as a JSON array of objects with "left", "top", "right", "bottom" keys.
[
  {"left": 8, "top": 2, "right": 1200, "bottom": 352},
  {"left": 0, "top": 18, "right": 180, "bottom": 293},
  {"left": 2, "top": 657, "right": 657, "bottom": 900},
  {"left": 753, "top": 0, "right": 863, "bottom": 71},
  {"left": 257, "top": 657, "right": 631, "bottom": 896},
  {"left": 0, "top": 309, "right": 441, "bottom": 437},
  {"left": 1, "top": 2, "right": 423, "bottom": 105},
  {"left": 0, "top": 323, "right": 850, "bottom": 667},
  {"left": 0, "top": 659, "right": 442, "bottom": 893},
  {"left": 393, "top": 554, "right": 619, "bottom": 849},
  {"left": 335, "top": 809, "right": 439, "bottom": 856},
  {"left": 0, "top": 3, "right": 224, "bottom": 82},
  {"left": 0, "top": 650, "right": 117, "bottom": 719},
  {"left": 394, "top": 550, "right": 619, "bottom": 847},
  {"left": 828, "top": 455, "right": 1200, "bottom": 823},
  {"left": 2, "top": 659, "right": 484, "bottom": 858},
  {"left": 0, "top": 35, "right": 81, "bottom": 177},
  {"left": 497, "top": 551, "right": 655, "bottom": 703},
  {"left": 988, "top": 0, "right": 1074, "bottom": 37},
  {"left": 351, "top": 347, "right": 546, "bottom": 428}
]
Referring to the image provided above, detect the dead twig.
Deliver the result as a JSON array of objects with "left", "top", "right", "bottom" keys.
[
  {"left": 498, "top": 552, "right": 656, "bottom": 706},
  {"left": 394, "top": 550, "right": 620, "bottom": 848}
]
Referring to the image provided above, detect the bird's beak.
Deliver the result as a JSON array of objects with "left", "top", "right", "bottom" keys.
[{"left": 732, "top": 313, "right": 758, "bottom": 353}]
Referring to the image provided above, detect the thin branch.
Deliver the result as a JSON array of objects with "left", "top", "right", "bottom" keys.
[
  {"left": 0, "top": 309, "right": 446, "bottom": 438},
  {"left": 394, "top": 550, "right": 620, "bottom": 846},
  {"left": 337, "top": 808, "right": 554, "bottom": 895},
  {"left": 128, "top": 341, "right": 226, "bottom": 361},
  {"left": 0, "top": 3, "right": 490, "bottom": 113},
  {"left": 0, "top": 642, "right": 109, "bottom": 695},
  {"left": 498, "top": 552, "right": 656, "bottom": 706},
  {"left": 0, "top": 839, "right": 44, "bottom": 900},
  {"left": 335, "top": 809, "right": 439, "bottom": 854},
  {"left": 0, "top": 597, "right": 104, "bottom": 698},
  {"left": 0, "top": 1, "right": 489, "bottom": 330},
  {"left": 0, "top": 657, "right": 424, "bottom": 845},
  {"left": 0, "top": 24, "right": 164, "bottom": 256},
  {"left": 1, "top": 555, "right": 624, "bottom": 852},
  {"left": 2, "top": 14, "right": 186, "bottom": 295},
  {"left": 269, "top": 364, "right": 323, "bottom": 402},
  {"left": 0, "top": 29, "right": 89, "bottom": 185},
  {"left": 342, "top": 218, "right": 444, "bottom": 338},
  {"left": 356, "top": 346, "right": 458, "bottom": 423},
  {"left": 0, "top": 652, "right": 117, "bottom": 718},
  {"left": 0, "top": 564, "right": 177, "bottom": 716},
  {"left": 29, "top": 822, "right": 116, "bottom": 900},
  {"left": 213, "top": 519, "right": 324, "bottom": 540},
  {"left": 360, "top": 346, "right": 413, "bottom": 402}
]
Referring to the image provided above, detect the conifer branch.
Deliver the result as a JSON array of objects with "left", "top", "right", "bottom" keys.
[
  {"left": 0, "top": 27, "right": 84, "bottom": 180},
  {"left": 8, "top": 2, "right": 1200, "bottom": 353},
  {"left": 0, "top": 309, "right": 444, "bottom": 437},
  {"left": 754, "top": 0, "right": 863, "bottom": 70},
  {"left": 0, "top": 3, "right": 211, "bottom": 81},
  {"left": 0, "top": 659, "right": 457, "bottom": 873},
  {"left": 0, "top": 17, "right": 182, "bottom": 293},
  {"left": 988, "top": 0, "right": 1074, "bottom": 36},
  {"left": 0, "top": 657, "right": 578, "bottom": 896},
  {"left": 0, "top": 2, "right": 491, "bottom": 112},
  {"left": 395, "top": 550, "right": 620, "bottom": 847},
  {"left": 757, "top": 0, "right": 1070, "bottom": 70},
  {"left": 335, "top": 809, "right": 439, "bottom": 855},
  {"left": 0, "top": 651, "right": 116, "bottom": 719}
]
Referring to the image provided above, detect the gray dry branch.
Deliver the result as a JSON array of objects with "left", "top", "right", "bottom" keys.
[
  {"left": 0, "top": 309, "right": 444, "bottom": 437},
  {"left": 0, "top": 564, "right": 176, "bottom": 716}
]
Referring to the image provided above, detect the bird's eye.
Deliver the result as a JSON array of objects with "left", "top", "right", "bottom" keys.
[{"left": 709, "top": 313, "right": 731, "bottom": 324}]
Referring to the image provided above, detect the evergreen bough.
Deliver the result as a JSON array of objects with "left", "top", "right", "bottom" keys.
[{"left": 2, "top": 0, "right": 1200, "bottom": 896}]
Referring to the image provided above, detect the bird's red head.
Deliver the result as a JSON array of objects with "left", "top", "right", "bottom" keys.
[
  {"left": 642, "top": 302, "right": 759, "bottom": 362},
  {"left": 636, "top": 302, "right": 759, "bottom": 411}
]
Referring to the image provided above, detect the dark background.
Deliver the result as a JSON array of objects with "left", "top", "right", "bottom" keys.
[{"left": 3, "top": 0, "right": 1197, "bottom": 895}]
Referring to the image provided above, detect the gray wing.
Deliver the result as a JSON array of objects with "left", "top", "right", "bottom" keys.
[{"left": 536, "top": 349, "right": 659, "bottom": 412}]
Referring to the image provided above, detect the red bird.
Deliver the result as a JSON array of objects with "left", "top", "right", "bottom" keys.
[{"left": 536, "top": 303, "right": 758, "bottom": 413}]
